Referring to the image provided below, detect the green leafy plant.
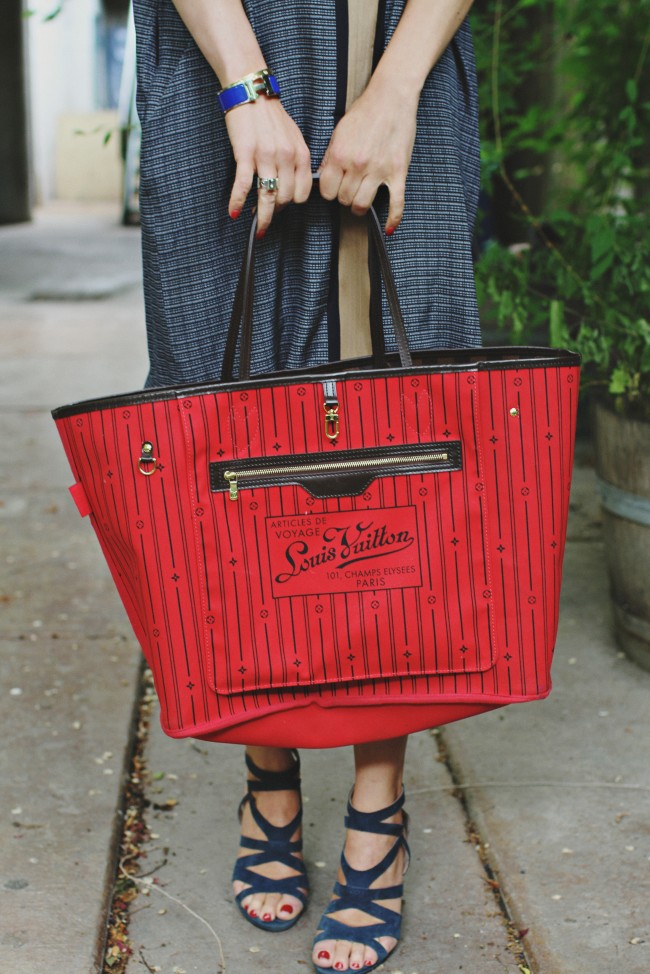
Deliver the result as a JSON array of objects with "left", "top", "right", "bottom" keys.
[
  {"left": 23, "top": 4, "right": 65, "bottom": 21},
  {"left": 473, "top": 0, "right": 650, "bottom": 417},
  {"left": 478, "top": 215, "right": 650, "bottom": 416}
]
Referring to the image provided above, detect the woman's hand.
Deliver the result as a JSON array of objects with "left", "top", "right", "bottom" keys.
[
  {"left": 171, "top": 1, "right": 313, "bottom": 234},
  {"left": 225, "top": 98, "right": 313, "bottom": 236},
  {"left": 318, "top": 0, "right": 477, "bottom": 232},
  {"left": 318, "top": 79, "right": 418, "bottom": 234}
]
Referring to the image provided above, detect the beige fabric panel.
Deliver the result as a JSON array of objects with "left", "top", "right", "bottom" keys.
[{"left": 338, "top": 0, "right": 379, "bottom": 359}]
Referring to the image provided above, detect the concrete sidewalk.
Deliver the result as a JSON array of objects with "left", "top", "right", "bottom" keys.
[
  {"left": 1, "top": 205, "right": 648, "bottom": 974},
  {"left": 1, "top": 204, "right": 147, "bottom": 973}
]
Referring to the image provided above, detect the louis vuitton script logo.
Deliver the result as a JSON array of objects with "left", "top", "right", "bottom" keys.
[{"left": 274, "top": 520, "right": 415, "bottom": 584}]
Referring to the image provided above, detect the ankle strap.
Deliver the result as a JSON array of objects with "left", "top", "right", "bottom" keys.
[
  {"left": 345, "top": 788, "right": 406, "bottom": 836},
  {"left": 245, "top": 749, "right": 301, "bottom": 793}
]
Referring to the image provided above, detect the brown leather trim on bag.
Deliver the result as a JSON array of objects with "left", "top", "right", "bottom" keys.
[{"left": 51, "top": 348, "right": 581, "bottom": 419}]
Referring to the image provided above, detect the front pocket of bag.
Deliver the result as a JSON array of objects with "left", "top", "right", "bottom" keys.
[
  {"left": 210, "top": 441, "right": 462, "bottom": 501},
  {"left": 197, "top": 438, "right": 497, "bottom": 695}
]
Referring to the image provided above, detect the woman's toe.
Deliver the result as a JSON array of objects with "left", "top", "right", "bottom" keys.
[
  {"left": 313, "top": 940, "right": 336, "bottom": 968},
  {"left": 277, "top": 894, "right": 302, "bottom": 919},
  {"left": 259, "top": 892, "right": 282, "bottom": 922},
  {"left": 374, "top": 936, "right": 396, "bottom": 959},
  {"left": 348, "top": 943, "right": 366, "bottom": 970},
  {"left": 245, "top": 892, "right": 265, "bottom": 919},
  {"left": 332, "top": 942, "right": 354, "bottom": 971},
  {"left": 362, "top": 943, "right": 381, "bottom": 967}
]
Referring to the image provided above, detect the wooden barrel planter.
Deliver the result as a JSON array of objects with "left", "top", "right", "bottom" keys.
[{"left": 594, "top": 401, "right": 650, "bottom": 672}]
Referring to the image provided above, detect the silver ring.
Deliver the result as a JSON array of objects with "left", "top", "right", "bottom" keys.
[{"left": 256, "top": 176, "right": 279, "bottom": 192}]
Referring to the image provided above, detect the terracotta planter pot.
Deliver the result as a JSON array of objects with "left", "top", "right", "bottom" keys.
[{"left": 594, "top": 401, "right": 650, "bottom": 671}]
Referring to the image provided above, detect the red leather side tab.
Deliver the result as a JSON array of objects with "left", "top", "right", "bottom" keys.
[{"left": 69, "top": 482, "right": 92, "bottom": 518}]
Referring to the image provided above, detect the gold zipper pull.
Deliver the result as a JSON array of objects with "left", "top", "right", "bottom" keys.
[
  {"left": 225, "top": 471, "right": 239, "bottom": 501},
  {"left": 323, "top": 379, "right": 340, "bottom": 442},
  {"left": 324, "top": 403, "right": 339, "bottom": 441}
]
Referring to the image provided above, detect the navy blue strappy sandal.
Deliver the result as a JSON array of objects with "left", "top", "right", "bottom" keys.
[
  {"left": 232, "top": 749, "right": 309, "bottom": 932},
  {"left": 313, "top": 789, "right": 410, "bottom": 973}
]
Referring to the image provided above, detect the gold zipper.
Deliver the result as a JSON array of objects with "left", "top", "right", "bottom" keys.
[{"left": 224, "top": 451, "right": 449, "bottom": 501}]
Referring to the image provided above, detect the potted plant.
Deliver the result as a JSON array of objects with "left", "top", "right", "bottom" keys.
[{"left": 473, "top": 0, "right": 650, "bottom": 669}]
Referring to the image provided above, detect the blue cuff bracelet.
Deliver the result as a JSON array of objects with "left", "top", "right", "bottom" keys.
[{"left": 218, "top": 70, "right": 281, "bottom": 114}]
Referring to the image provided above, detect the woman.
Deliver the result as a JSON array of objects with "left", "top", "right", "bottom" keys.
[{"left": 133, "top": 1, "right": 479, "bottom": 970}]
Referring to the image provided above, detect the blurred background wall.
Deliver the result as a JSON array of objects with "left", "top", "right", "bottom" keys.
[{"left": 1, "top": 0, "right": 131, "bottom": 223}]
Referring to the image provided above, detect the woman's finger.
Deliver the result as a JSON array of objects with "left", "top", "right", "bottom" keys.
[
  {"left": 318, "top": 150, "right": 344, "bottom": 202},
  {"left": 255, "top": 177, "right": 279, "bottom": 236},
  {"left": 274, "top": 147, "right": 296, "bottom": 210},
  {"left": 386, "top": 179, "right": 406, "bottom": 233},
  {"left": 349, "top": 175, "right": 379, "bottom": 217},
  {"left": 294, "top": 147, "right": 314, "bottom": 204},
  {"left": 336, "top": 168, "right": 365, "bottom": 209},
  {"left": 228, "top": 158, "right": 255, "bottom": 218},
  {"left": 255, "top": 150, "right": 280, "bottom": 234}
]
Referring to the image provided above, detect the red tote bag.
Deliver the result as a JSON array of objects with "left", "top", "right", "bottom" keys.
[{"left": 52, "top": 210, "right": 580, "bottom": 747}]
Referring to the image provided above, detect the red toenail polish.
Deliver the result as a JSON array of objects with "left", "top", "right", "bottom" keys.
[
  {"left": 248, "top": 910, "right": 257, "bottom": 918},
  {"left": 318, "top": 951, "right": 330, "bottom": 960},
  {"left": 335, "top": 965, "right": 345, "bottom": 971},
  {"left": 262, "top": 913, "right": 272, "bottom": 922},
  {"left": 280, "top": 904, "right": 294, "bottom": 914},
  {"left": 352, "top": 965, "right": 361, "bottom": 971}
]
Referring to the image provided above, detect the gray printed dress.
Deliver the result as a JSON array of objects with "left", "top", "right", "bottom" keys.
[{"left": 133, "top": 0, "right": 481, "bottom": 388}]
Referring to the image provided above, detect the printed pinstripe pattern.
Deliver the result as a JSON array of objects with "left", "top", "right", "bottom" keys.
[
  {"left": 132, "top": 1, "right": 482, "bottom": 386},
  {"left": 54, "top": 352, "right": 580, "bottom": 743}
]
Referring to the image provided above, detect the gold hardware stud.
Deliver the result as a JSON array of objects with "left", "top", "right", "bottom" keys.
[
  {"left": 138, "top": 441, "right": 158, "bottom": 476},
  {"left": 509, "top": 407, "right": 519, "bottom": 418}
]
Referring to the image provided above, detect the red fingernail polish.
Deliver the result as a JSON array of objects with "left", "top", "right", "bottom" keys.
[
  {"left": 280, "top": 904, "right": 294, "bottom": 914},
  {"left": 386, "top": 226, "right": 395, "bottom": 236},
  {"left": 230, "top": 209, "right": 241, "bottom": 219},
  {"left": 256, "top": 229, "right": 266, "bottom": 240},
  {"left": 262, "top": 912, "right": 272, "bottom": 922},
  {"left": 318, "top": 951, "right": 331, "bottom": 960}
]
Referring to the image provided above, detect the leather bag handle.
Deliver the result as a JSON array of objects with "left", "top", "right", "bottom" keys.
[{"left": 221, "top": 176, "right": 414, "bottom": 382}]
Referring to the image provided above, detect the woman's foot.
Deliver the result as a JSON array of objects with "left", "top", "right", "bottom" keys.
[
  {"left": 232, "top": 748, "right": 308, "bottom": 930},
  {"left": 312, "top": 790, "right": 409, "bottom": 972}
]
